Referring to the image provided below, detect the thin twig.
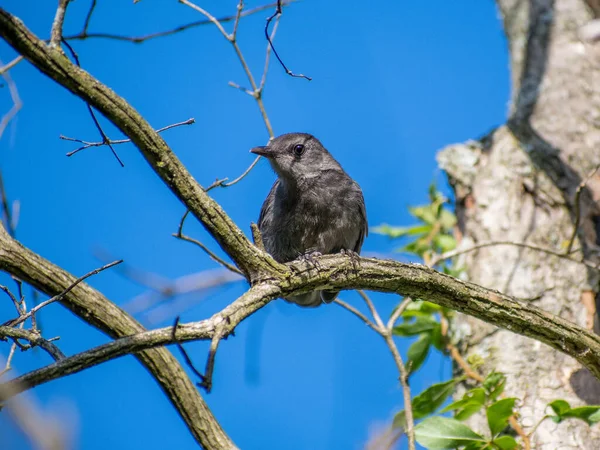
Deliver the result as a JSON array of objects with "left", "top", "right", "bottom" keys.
[
  {"left": 0, "top": 285, "right": 20, "bottom": 315},
  {"left": 0, "top": 56, "right": 23, "bottom": 76},
  {"left": 0, "top": 58, "right": 23, "bottom": 140},
  {"left": 0, "top": 172, "right": 16, "bottom": 236},
  {"left": 232, "top": 0, "right": 244, "bottom": 40},
  {"left": 64, "top": 2, "right": 294, "bottom": 44},
  {"left": 358, "top": 290, "right": 385, "bottom": 330},
  {"left": 81, "top": 0, "right": 97, "bottom": 35},
  {"left": 430, "top": 240, "right": 599, "bottom": 271},
  {"left": 336, "top": 292, "right": 416, "bottom": 450},
  {"left": 179, "top": 0, "right": 230, "bottom": 37},
  {"left": 61, "top": 39, "right": 125, "bottom": 166},
  {"left": 333, "top": 298, "right": 379, "bottom": 332},
  {"left": 172, "top": 317, "right": 209, "bottom": 385},
  {"left": 4, "top": 260, "right": 123, "bottom": 327},
  {"left": 566, "top": 163, "right": 600, "bottom": 254},
  {"left": 264, "top": 0, "right": 311, "bottom": 80},
  {"left": 0, "top": 327, "right": 65, "bottom": 362},
  {"left": 386, "top": 297, "right": 413, "bottom": 331},
  {"left": 259, "top": 17, "right": 280, "bottom": 92},
  {"left": 250, "top": 223, "right": 265, "bottom": 251},
  {"left": 50, "top": 0, "right": 70, "bottom": 48},
  {"left": 173, "top": 233, "right": 243, "bottom": 275},
  {"left": 62, "top": 118, "right": 195, "bottom": 156},
  {"left": 172, "top": 316, "right": 226, "bottom": 393}
]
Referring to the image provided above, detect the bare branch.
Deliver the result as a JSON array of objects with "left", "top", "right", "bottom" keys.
[
  {"left": 4, "top": 260, "right": 123, "bottom": 328},
  {"left": 0, "top": 55, "right": 23, "bottom": 76},
  {"left": 566, "top": 163, "right": 600, "bottom": 254},
  {"left": 334, "top": 298, "right": 380, "bottom": 332},
  {"left": 0, "top": 223, "right": 236, "bottom": 449},
  {"left": 264, "top": 0, "right": 311, "bottom": 81},
  {"left": 61, "top": 39, "right": 124, "bottom": 166},
  {"left": 430, "top": 239, "right": 599, "bottom": 270},
  {"left": 0, "top": 326, "right": 65, "bottom": 362},
  {"left": 0, "top": 57, "right": 23, "bottom": 140},
  {"left": 62, "top": 118, "right": 195, "bottom": 157},
  {"left": 173, "top": 233, "right": 243, "bottom": 275},
  {"left": 50, "top": 0, "right": 70, "bottom": 48},
  {"left": 64, "top": 2, "right": 294, "bottom": 44}
]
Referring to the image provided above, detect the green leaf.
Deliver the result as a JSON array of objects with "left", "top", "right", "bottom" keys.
[
  {"left": 400, "top": 300, "right": 441, "bottom": 318},
  {"left": 407, "top": 333, "right": 431, "bottom": 374},
  {"left": 430, "top": 322, "right": 445, "bottom": 351},
  {"left": 549, "top": 399, "right": 571, "bottom": 417},
  {"left": 486, "top": 398, "right": 516, "bottom": 436},
  {"left": 440, "top": 388, "right": 486, "bottom": 420},
  {"left": 435, "top": 234, "right": 457, "bottom": 253},
  {"left": 399, "top": 238, "right": 431, "bottom": 257},
  {"left": 547, "top": 400, "right": 600, "bottom": 425},
  {"left": 414, "top": 417, "right": 485, "bottom": 449},
  {"left": 392, "top": 410, "right": 406, "bottom": 430},
  {"left": 372, "top": 223, "right": 431, "bottom": 239},
  {"left": 562, "top": 406, "right": 600, "bottom": 425},
  {"left": 483, "top": 372, "right": 506, "bottom": 401},
  {"left": 393, "top": 317, "right": 438, "bottom": 336},
  {"left": 411, "top": 379, "right": 458, "bottom": 419},
  {"left": 439, "top": 209, "right": 457, "bottom": 230},
  {"left": 492, "top": 435, "right": 518, "bottom": 449},
  {"left": 409, "top": 205, "right": 437, "bottom": 225}
]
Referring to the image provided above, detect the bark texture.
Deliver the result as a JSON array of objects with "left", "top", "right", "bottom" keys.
[{"left": 438, "top": 0, "right": 600, "bottom": 447}]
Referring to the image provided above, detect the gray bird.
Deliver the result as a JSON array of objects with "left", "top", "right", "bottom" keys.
[{"left": 252, "top": 132, "right": 368, "bottom": 307}]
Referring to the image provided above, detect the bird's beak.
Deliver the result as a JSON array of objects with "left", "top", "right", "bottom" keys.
[{"left": 250, "top": 146, "right": 271, "bottom": 157}]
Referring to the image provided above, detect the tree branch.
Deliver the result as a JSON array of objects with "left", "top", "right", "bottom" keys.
[
  {"left": 5, "top": 253, "right": 600, "bottom": 401},
  {"left": 0, "top": 224, "right": 237, "bottom": 449},
  {"left": 0, "top": 8, "right": 283, "bottom": 281}
]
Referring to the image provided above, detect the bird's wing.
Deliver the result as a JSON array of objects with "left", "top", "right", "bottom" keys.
[
  {"left": 258, "top": 179, "right": 280, "bottom": 230},
  {"left": 353, "top": 182, "right": 369, "bottom": 254}
]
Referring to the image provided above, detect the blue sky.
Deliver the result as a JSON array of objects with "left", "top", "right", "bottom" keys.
[{"left": 0, "top": 1, "right": 509, "bottom": 449}]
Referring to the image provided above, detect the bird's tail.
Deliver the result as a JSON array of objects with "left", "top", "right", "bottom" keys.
[{"left": 285, "top": 292, "right": 324, "bottom": 308}]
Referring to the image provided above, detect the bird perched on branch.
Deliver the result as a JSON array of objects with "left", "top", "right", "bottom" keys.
[{"left": 252, "top": 133, "right": 368, "bottom": 307}]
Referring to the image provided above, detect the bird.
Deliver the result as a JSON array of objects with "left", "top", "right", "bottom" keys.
[{"left": 252, "top": 132, "right": 368, "bottom": 307}]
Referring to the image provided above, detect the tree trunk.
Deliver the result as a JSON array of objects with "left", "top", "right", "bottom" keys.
[{"left": 437, "top": 0, "right": 600, "bottom": 447}]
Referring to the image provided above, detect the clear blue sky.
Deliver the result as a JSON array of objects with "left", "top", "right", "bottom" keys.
[{"left": 0, "top": 1, "right": 509, "bottom": 449}]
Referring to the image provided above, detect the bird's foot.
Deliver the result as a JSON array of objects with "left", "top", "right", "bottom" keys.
[
  {"left": 298, "top": 251, "right": 323, "bottom": 271},
  {"left": 340, "top": 249, "right": 360, "bottom": 273}
]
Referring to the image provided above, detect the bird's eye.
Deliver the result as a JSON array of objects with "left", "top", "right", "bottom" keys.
[{"left": 293, "top": 144, "right": 305, "bottom": 157}]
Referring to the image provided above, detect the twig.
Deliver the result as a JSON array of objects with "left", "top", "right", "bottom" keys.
[
  {"left": 387, "top": 297, "right": 412, "bottom": 330},
  {"left": 0, "top": 356, "right": 67, "bottom": 450},
  {"left": 333, "top": 298, "right": 379, "bottom": 332},
  {"left": 0, "top": 57, "right": 23, "bottom": 140},
  {"left": 264, "top": 0, "right": 311, "bottom": 80},
  {"left": 430, "top": 239, "right": 599, "bottom": 271},
  {"left": 0, "top": 326, "right": 65, "bottom": 362},
  {"left": 0, "top": 173, "right": 16, "bottom": 236},
  {"left": 250, "top": 222, "right": 265, "bottom": 251},
  {"left": 4, "top": 260, "right": 123, "bottom": 327},
  {"left": 172, "top": 317, "right": 210, "bottom": 388},
  {"left": 64, "top": 2, "right": 294, "bottom": 44},
  {"left": 566, "top": 163, "right": 600, "bottom": 254},
  {"left": 0, "top": 55, "right": 23, "bottom": 76},
  {"left": 444, "top": 326, "right": 531, "bottom": 449},
  {"left": 61, "top": 39, "right": 124, "bottom": 166},
  {"left": 173, "top": 233, "right": 243, "bottom": 275},
  {"left": 122, "top": 268, "right": 242, "bottom": 316},
  {"left": 81, "top": 0, "right": 97, "bottom": 35},
  {"left": 358, "top": 290, "right": 385, "bottom": 330},
  {"left": 336, "top": 293, "right": 416, "bottom": 450},
  {"left": 62, "top": 118, "right": 195, "bottom": 156},
  {"left": 50, "top": 0, "right": 70, "bottom": 48}
]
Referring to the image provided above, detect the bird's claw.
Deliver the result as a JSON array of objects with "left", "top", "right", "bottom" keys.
[
  {"left": 340, "top": 249, "right": 360, "bottom": 273},
  {"left": 298, "top": 251, "right": 323, "bottom": 271}
]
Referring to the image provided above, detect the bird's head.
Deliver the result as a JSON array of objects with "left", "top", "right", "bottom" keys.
[{"left": 251, "top": 133, "right": 340, "bottom": 183}]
